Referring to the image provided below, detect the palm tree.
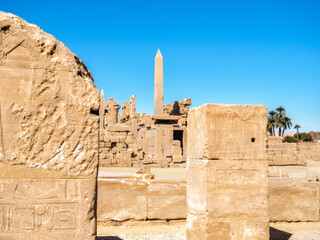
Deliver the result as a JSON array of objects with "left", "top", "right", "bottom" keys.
[
  {"left": 275, "top": 106, "right": 286, "bottom": 136},
  {"left": 267, "top": 111, "right": 277, "bottom": 136},
  {"left": 294, "top": 124, "right": 301, "bottom": 143},
  {"left": 282, "top": 116, "right": 292, "bottom": 137}
]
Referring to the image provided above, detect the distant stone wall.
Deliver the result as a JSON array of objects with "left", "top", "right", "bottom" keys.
[
  {"left": 267, "top": 137, "right": 320, "bottom": 165},
  {"left": 97, "top": 174, "right": 186, "bottom": 222},
  {"left": 97, "top": 174, "right": 320, "bottom": 224}
]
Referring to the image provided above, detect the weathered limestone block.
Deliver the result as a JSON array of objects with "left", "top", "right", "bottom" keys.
[
  {"left": 269, "top": 179, "right": 319, "bottom": 222},
  {"left": 0, "top": 12, "right": 99, "bottom": 239},
  {"left": 188, "top": 104, "right": 267, "bottom": 160},
  {"left": 187, "top": 104, "right": 269, "bottom": 240},
  {"left": 97, "top": 179, "right": 147, "bottom": 221},
  {"left": 147, "top": 181, "right": 186, "bottom": 220}
]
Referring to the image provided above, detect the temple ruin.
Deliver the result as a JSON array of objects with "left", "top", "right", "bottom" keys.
[
  {"left": 99, "top": 49, "right": 192, "bottom": 168},
  {"left": 1, "top": 10, "right": 320, "bottom": 240}
]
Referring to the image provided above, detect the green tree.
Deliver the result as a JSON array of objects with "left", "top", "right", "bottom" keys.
[
  {"left": 282, "top": 116, "right": 292, "bottom": 137},
  {"left": 283, "top": 136, "right": 297, "bottom": 143},
  {"left": 267, "top": 110, "right": 277, "bottom": 136},
  {"left": 275, "top": 106, "right": 286, "bottom": 136},
  {"left": 294, "top": 132, "right": 313, "bottom": 142},
  {"left": 294, "top": 124, "right": 301, "bottom": 142}
]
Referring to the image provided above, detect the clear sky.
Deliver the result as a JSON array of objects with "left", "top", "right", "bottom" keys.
[{"left": 2, "top": 0, "right": 319, "bottom": 132}]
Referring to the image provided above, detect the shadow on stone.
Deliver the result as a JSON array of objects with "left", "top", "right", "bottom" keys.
[
  {"left": 97, "top": 237, "right": 123, "bottom": 240},
  {"left": 270, "top": 227, "right": 292, "bottom": 240}
]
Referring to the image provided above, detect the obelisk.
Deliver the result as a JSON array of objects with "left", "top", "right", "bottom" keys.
[{"left": 154, "top": 49, "right": 163, "bottom": 115}]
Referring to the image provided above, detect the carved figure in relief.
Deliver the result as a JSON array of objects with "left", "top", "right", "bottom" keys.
[{"left": 0, "top": 104, "right": 4, "bottom": 161}]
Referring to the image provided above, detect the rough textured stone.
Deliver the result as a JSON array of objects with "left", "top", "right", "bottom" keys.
[
  {"left": 0, "top": 12, "right": 99, "bottom": 239},
  {"left": 97, "top": 179, "right": 148, "bottom": 221},
  {"left": 147, "top": 181, "right": 186, "bottom": 220},
  {"left": 269, "top": 179, "right": 320, "bottom": 222},
  {"left": 186, "top": 104, "right": 269, "bottom": 240},
  {"left": 187, "top": 104, "right": 268, "bottom": 160}
]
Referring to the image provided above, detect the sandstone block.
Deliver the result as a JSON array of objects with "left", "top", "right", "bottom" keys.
[
  {"left": 269, "top": 179, "right": 319, "bottom": 222},
  {"left": 147, "top": 181, "right": 186, "bottom": 220},
  {"left": 187, "top": 104, "right": 269, "bottom": 240},
  {"left": 107, "top": 125, "right": 131, "bottom": 132},
  {"left": 0, "top": 11, "right": 99, "bottom": 240},
  {"left": 97, "top": 179, "right": 147, "bottom": 221},
  {"left": 188, "top": 104, "right": 268, "bottom": 160}
]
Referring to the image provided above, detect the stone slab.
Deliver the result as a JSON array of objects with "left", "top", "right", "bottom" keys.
[
  {"left": 97, "top": 179, "right": 147, "bottom": 221},
  {"left": 147, "top": 181, "right": 186, "bottom": 220},
  {"left": 269, "top": 179, "right": 319, "bottom": 222}
]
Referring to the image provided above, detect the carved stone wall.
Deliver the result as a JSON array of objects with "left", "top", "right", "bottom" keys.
[
  {"left": 0, "top": 12, "right": 99, "bottom": 239},
  {"left": 187, "top": 104, "right": 269, "bottom": 240}
]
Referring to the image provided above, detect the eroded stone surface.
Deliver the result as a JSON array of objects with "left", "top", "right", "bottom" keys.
[
  {"left": 97, "top": 179, "right": 148, "bottom": 221},
  {"left": 186, "top": 104, "right": 269, "bottom": 240},
  {"left": 147, "top": 181, "right": 186, "bottom": 220},
  {"left": 187, "top": 104, "right": 268, "bottom": 160},
  {"left": 269, "top": 179, "right": 320, "bottom": 222},
  {"left": 0, "top": 11, "right": 99, "bottom": 239}
]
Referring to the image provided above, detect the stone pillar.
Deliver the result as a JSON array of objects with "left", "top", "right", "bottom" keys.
[
  {"left": 154, "top": 49, "right": 163, "bottom": 115},
  {"left": 129, "top": 94, "right": 136, "bottom": 118},
  {"left": 187, "top": 104, "right": 269, "bottom": 240},
  {"left": 105, "top": 98, "right": 120, "bottom": 125}
]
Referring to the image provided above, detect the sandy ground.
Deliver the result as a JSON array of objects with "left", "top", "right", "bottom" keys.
[{"left": 97, "top": 221, "right": 320, "bottom": 240}]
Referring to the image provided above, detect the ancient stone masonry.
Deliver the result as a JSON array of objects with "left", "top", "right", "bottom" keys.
[
  {"left": 267, "top": 137, "right": 320, "bottom": 165},
  {"left": 99, "top": 94, "right": 190, "bottom": 167},
  {"left": 164, "top": 98, "right": 192, "bottom": 116},
  {"left": 97, "top": 167, "right": 186, "bottom": 222},
  {"left": 187, "top": 104, "right": 269, "bottom": 240},
  {"left": 98, "top": 50, "right": 191, "bottom": 168},
  {"left": 0, "top": 12, "right": 99, "bottom": 240}
]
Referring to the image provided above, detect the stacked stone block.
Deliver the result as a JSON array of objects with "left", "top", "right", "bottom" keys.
[
  {"left": 187, "top": 104, "right": 269, "bottom": 240},
  {"left": 267, "top": 137, "right": 307, "bottom": 165},
  {"left": 99, "top": 125, "right": 141, "bottom": 167}
]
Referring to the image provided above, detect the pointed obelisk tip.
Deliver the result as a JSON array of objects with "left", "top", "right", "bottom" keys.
[
  {"left": 101, "top": 89, "right": 104, "bottom": 95},
  {"left": 156, "top": 49, "right": 162, "bottom": 58}
]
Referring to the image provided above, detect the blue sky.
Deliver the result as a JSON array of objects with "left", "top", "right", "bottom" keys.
[{"left": 2, "top": 0, "right": 319, "bottom": 132}]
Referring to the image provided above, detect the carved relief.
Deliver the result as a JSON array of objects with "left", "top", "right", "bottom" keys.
[
  {"left": 0, "top": 12, "right": 99, "bottom": 176},
  {"left": 0, "top": 179, "right": 84, "bottom": 233},
  {"left": 0, "top": 104, "right": 4, "bottom": 161}
]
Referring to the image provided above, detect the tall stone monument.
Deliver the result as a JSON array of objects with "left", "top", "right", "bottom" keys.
[
  {"left": 154, "top": 49, "right": 163, "bottom": 115},
  {"left": 0, "top": 12, "right": 99, "bottom": 239},
  {"left": 187, "top": 104, "right": 269, "bottom": 240}
]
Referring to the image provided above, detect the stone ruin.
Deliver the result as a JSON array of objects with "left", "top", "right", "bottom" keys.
[
  {"left": 1, "top": 10, "right": 320, "bottom": 240},
  {"left": 187, "top": 104, "right": 269, "bottom": 239},
  {"left": 98, "top": 50, "right": 192, "bottom": 168},
  {"left": 0, "top": 12, "right": 99, "bottom": 239}
]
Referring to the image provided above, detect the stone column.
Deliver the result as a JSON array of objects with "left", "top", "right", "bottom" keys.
[
  {"left": 187, "top": 104, "right": 269, "bottom": 240},
  {"left": 130, "top": 94, "right": 136, "bottom": 118},
  {"left": 154, "top": 49, "right": 163, "bottom": 115}
]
